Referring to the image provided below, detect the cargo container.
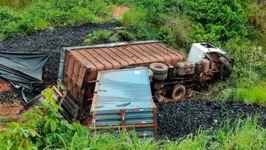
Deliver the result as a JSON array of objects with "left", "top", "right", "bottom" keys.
[
  {"left": 90, "top": 67, "right": 157, "bottom": 138},
  {"left": 58, "top": 41, "right": 184, "bottom": 109}
]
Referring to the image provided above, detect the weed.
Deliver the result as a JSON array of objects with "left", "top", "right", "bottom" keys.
[
  {"left": 122, "top": 8, "right": 147, "bottom": 27},
  {"left": 235, "top": 85, "right": 266, "bottom": 105},
  {"left": 0, "top": 0, "right": 114, "bottom": 39},
  {"left": 163, "top": 9, "right": 194, "bottom": 48},
  {"left": 84, "top": 29, "right": 136, "bottom": 45},
  {"left": 84, "top": 29, "right": 113, "bottom": 45}
]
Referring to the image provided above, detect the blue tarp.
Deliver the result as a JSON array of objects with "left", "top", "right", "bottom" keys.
[{"left": 0, "top": 52, "right": 49, "bottom": 91}]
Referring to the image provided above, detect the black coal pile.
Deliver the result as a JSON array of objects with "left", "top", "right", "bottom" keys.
[
  {"left": 0, "top": 90, "right": 21, "bottom": 103},
  {"left": 157, "top": 100, "right": 266, "bottom": 139},
  {"left": 0, "top": 22, "right": 120, "bottom": 81}
]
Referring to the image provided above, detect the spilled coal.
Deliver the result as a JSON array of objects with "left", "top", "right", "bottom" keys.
[
  {"left": 0, "top": 22, "right": 120, "bottom": 103},
  {"left": 0, "top": 22, "right": 120, "bottom": 81},
  {"left": 0, "top": 90, "right": 21, "bottom": 103},
  {"left": 157, "top": 100, "right": 266, "bottom": 139}
]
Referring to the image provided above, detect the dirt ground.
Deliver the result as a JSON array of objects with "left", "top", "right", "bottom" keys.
[
  {"left": 0, "top": 78, "right": 12, "bottom": 93},
  {"left": 112, "top": 6, "right": 129, "bottom": 19},
  {"left": 0, "top": 103, "right": 22, "bottom": 127}
]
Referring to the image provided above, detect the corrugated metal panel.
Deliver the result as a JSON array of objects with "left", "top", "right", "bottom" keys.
[
  {"left": 91, "top": 68, "right": 154, "bottom": 113},
  {"left": 63, "top": 40, "right": 184, "bottom": 106},
  {"left": 90, "top": 67, "right": 157, "bottom": 137}
]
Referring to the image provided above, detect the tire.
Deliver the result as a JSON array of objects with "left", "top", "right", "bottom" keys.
[
  {"left": 171, "top": 84, "right": 186, "bottom": 101},
  {"left": 153, "top": 73, "right": 168, "bottom": 81},
  {"left": 149, "top": 63, "right": 168, "bottom": 75},
  {"left": 219, "top": 56, "right": 232, "bottom": 72},
  {"left": 148, "top": 69, "right": 153, "bottom": 81}
]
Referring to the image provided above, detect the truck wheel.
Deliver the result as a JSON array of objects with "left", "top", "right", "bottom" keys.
[
  {"left": 148, "top": 69, "right": 153, "bottom": 81},
  {"left": 171, "top": 84, "right": 186, "bottom": 101},
  {"left": 219, "top": 56, "right": 232, "bottom": 72},
  {"left": 153, "top": 73, "right": 168, "bottom": 81},
  {"left": 149, "top": 63, "right": 168, "bottom": 75}
]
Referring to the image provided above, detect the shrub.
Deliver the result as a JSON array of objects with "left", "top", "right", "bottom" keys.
[
  {"left": 243, "top": 0, "right": 266, "bottom": 33},
  {"left": 84, "top": 29, "right": 136, "bottom": 45},
  {"left": 178, "top": 0, "right": 248, "bottom": 44},
  {"left": 122, "top": 8, "right": 147, "bottom": 27},
  {"left": 84, "top": 29, "right": 113, "bottom": 45},
  {"left": 135, "top": 0, "right": 166, "bottom": 25},
  {"left": 163, "top": 9, "right": 194, "bottom": 48},
  {"left": 112, "top": 29, "right": 136, "bottom": 41},
  {"left": 156, "top": 27, "right": 175, "bottom": 46},
  {"left": 0, "top": 0, "right": 113, "bottom": 39}
]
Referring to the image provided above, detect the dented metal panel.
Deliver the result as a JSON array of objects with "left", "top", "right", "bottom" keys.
[
  {"left": 91, "top": 68, "right": 153, "bottom": 113},
  {"left": 89, "top": 67, "right": 157, "bottom": 137}
]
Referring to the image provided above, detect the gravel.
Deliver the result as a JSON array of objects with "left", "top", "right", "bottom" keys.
[{"left": 157, "top": 100, "right": 266, "bottom": 139}]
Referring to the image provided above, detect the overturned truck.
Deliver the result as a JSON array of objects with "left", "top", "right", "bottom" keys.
[{"left": 57, "top": 41, "right": 233, "bottom": 136}]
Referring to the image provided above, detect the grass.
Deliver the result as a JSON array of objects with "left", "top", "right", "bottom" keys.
[
  {"left": 0, "top": 0, "right": 114, "bottom": 39},
  {"left": 84, "top": 28, "right": 136, "bottom": 45},
  {"left": 235, "top": 85, "right": 266, "bottom": 105},
  {"left": 84, "top": 29, "right": 113, "bottom": 45}
]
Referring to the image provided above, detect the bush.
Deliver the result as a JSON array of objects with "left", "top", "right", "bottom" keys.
[
  {"left": 178, "top": 0, "right": 248, "bottom": 44},
  {"left": 122, "top": 8, "right": 147, "bottom": 27},
  {"left": 84, "top": 29, "right": 136, "bottom": 45},
  {"left": 163, "top": 9, "right": 194, "bottom": 48},
  {"left": 122, "top": 8, "right": 159, "bottom": 40},
  {"left": 243, "top": 0, "right": 266, "bottom": 33},
  {"left": 156, "top": 27, "right": 175, "bottom": 46},
  {"left": 112, "top": 29, "right": 136, "bottom": 41},
  {"left": 0, "top": 0, "right": 113, "bottom": 39},
  {"left": 84, "top": 29, "right": 113, "bottom": 45}
]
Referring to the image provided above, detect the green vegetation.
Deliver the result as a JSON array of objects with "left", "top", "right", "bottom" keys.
[
  {"left": 111, "top": 0, "right": 266, "bottom": 104},
  {"left": 84, "top": 28, "right": 136, "bottom": 45},
  {"left": 1, "top": 90, "right": 265, "bottom": 149},
  {"left": 0, "top": 0, "right": 34, "bottom": 9},
  {"left": 0, "top": 0, "right": 114, "bottom": 39},
  {"left": 213, "top": 38, "right": 266, "bottom": 104}
]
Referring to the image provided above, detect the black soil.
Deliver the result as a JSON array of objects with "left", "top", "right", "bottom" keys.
[
  {"left": 0, "top": 90, "right": 21, "bottom": 103},
  {"left": 0, "top": 22, "right": 120, "bottom": 80},
  {"left": 157, "top": 100, "right": 266, "bottom": 139}
]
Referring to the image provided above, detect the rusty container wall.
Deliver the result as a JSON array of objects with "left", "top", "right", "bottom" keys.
[{"left": 62, "top": 41, "right": 184, "bottom": 107}]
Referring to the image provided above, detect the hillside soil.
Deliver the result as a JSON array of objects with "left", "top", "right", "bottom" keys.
[{"left": 0, "top": 103, "right": 23, "bottom": 128}]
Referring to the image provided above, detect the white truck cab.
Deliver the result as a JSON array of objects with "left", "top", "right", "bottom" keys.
[{"left": 187, "top": 43, "right": 226, "bottom": 64}]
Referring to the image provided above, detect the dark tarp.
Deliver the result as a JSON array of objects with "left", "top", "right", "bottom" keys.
[{"left": 0, "top": 52, "right": 49, "bottom": 91}]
